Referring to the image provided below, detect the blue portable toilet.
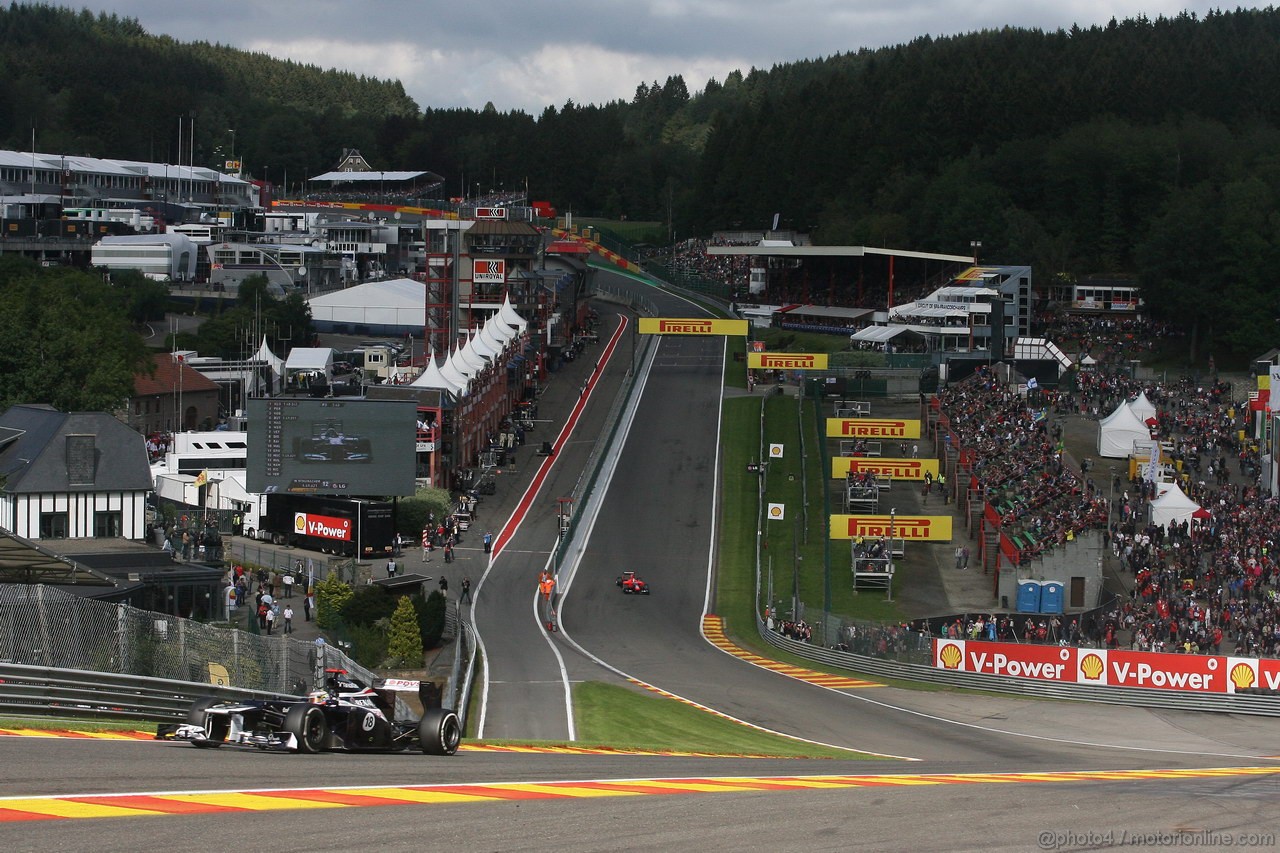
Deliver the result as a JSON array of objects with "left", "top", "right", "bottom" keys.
[
  {"left": 1040, "top": 581, "right": 1065, "bottom": 614},
  {"left": 1016, "top": 580, "right": 1042, "bottom": 613}
]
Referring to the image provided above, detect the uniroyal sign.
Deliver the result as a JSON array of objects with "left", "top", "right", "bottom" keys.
[
  {"left": 825, "top": 418, "right": 922, "bottom": 439},
  {"left": 473, "top": 258, "right": 506, "bottom": 283},
  {"left": 293, "top": 512, "right": 352, "bottom": 542},
  {"left": 830, "top": 514, "right": 953, "bottom": 541},
  {"left": 831, "top": 456, "right": 939, "bottom": 480},
  {"left": 638, "top": 317, "right": 748, "bottom": 336},
  {"left": 931, "top": 639, "right": 1258, "bottom": 694},
  {"left": 747, "top": 352, "right": 829, "bottom": 370}
]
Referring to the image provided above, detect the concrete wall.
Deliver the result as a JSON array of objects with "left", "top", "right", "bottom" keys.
[{"left": 998, "top": 529, "right": 1106, "bottom": 614}]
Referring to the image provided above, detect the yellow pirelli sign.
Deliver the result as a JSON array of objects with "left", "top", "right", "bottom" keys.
[
  {"left": 638, "top": 317, "right": 748, "bottom": 336},
  {"left": 831, "top": 457, "right": 940, "bottom": 480},
  {"left": 830, "top": 514, "right": 953, "bottom": 542},
  {"left": 825, "top": 418, "right": 922, "bottom": 439},
  {"left": 747, "top": 352, "right": 829, "bottom": 370}
]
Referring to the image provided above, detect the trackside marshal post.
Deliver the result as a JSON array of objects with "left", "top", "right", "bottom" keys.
[
  {"left": 831, "top": 457, "right": 940, "bottom": 480},
  {"left": 825, "top": 418, "right": 922, "bottom": 439},
  {"left": 830, "top": 514, "right": 953, "bottom": 542},
  {"left": 638, "top": 318, "right": 748, "bottom": 336},
  {"left": 747, "top": 352, "right": 829, "bottom": 370}
]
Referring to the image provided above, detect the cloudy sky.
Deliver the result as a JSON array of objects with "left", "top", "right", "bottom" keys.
[{"left": 66, "top": 1, "right": 1265, "bottom": 114}]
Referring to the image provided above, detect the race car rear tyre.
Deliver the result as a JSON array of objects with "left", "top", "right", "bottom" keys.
[
  {"left": 418, "top": 709, "right": 461, "bottom": 756},
  {"left": 284, "top": 704, "right": 329, "bottom": 754}
]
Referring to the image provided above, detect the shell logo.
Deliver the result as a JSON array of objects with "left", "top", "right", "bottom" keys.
[
  {"left": 294, "top": 513, "right": 307, "bottom": 534},
  {"left": 767, "top": 505, "right": 784, "bottom": 519},
  {"left": 1080, "top": 653, "right": 1105, "bottom": 681},
  {"left": 1230, "top": 662, "right": 1256, "bottom": 690},
  {"left": 938, "top": 643, "right": 963, "bottom": 669}
]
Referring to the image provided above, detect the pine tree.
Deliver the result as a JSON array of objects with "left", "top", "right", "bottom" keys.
[
  {"left": 386, "top": 595, "right": 423, "bottom": 668},
  {"left": 314, "top": 575, "right": 352, "bottom": 630}
]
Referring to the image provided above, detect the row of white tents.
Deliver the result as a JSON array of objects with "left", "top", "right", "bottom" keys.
[
  {"left": 1093, "top": 392, "right": 1211, "bottom": 528},
  {"left": 409, "top": 295, "right": 528, "bottom": 396}
]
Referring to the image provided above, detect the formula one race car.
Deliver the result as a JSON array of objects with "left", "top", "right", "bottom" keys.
[
  {"left": 616, "top": 570, "right": 650, "bottom": 595},
  {"left": 157, "top": 670, "right": 461, "bottom": 755}
]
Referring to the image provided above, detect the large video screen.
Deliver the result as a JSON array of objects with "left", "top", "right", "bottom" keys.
[{"left": 247, "top": 398, "right": 417, "bottom": 497}]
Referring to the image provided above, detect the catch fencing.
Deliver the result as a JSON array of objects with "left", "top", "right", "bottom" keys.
[{"left": 0, "top": 584, "right": 372, "bottom": 707}]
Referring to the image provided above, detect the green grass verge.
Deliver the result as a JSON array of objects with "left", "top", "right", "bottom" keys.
[
  {"left": 717, "top": 395, "right": 905, "bottom": 634},
  {"left": 571, "top": 681, "right": 871, "bottom": 758}
]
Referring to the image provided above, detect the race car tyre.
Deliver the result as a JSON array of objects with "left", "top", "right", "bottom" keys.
[
  {"left": 186, "top": 697, "right": 219, "bottom": 725},
  {"left": 418, "top": 709, "right": 461, "bottom": 756},
  {"left": 186, "top": 697, "right": 228, "bottom": 747},
  {"left": 284, "top": 704, "right": 329, "bottom": 754}
]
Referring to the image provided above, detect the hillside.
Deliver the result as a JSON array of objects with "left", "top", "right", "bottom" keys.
[{"left": 0, "top": 3, "right": 418, "bottom": 182}]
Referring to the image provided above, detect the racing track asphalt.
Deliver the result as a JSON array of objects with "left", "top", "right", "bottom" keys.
[{"left": 470, "top": 305, "right": 639, "bottom": 740}]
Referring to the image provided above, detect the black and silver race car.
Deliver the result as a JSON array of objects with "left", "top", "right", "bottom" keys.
[{"left": 158, "top": 670, "right": 461, "bottom": 755}]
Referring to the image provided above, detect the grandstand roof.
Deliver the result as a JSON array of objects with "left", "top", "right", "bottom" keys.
[
  {"left": 707, "top": 244, "right": 974, "bottom": 263},
  {"left": 310, "top": 170, "right": 443, "bottom": 183},
  {"left": 776, "top": 304, "right": 875, "bottom": 321}
]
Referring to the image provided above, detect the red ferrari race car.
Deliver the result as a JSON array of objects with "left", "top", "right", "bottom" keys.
[{"left": 616, "top": 570, "right": 650, "bottom": 594}]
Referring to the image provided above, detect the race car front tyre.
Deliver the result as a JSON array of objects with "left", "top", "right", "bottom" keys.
[
  {"left": 418, "top": 709, "right": 461, "bottom": 756},
  {"left": 284, "top": 704, "right": 329, "bottom": 754},
  {"left": 186, "top": 697, "right": 228, "bottom": 747}
]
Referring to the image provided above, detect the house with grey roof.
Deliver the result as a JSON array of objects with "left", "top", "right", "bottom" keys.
[{"left": 0, "top": 404, "right": 152, "bottom": 541}]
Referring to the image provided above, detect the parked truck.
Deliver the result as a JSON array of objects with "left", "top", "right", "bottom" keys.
[{"left": 249, "top": 493, "right": 394, "bottom": 558}]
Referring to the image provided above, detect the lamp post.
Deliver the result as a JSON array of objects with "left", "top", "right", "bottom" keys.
[
  {"left": 228, "top": 129, "right": 237, "bottom": 174},
  {"left": 970, "top": 240, "right": 982, "bottom": 265},
  {"left": 887, "top": 507, "right": 896, "bottom": 602}
]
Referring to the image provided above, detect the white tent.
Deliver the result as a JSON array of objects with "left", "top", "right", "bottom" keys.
[
  {"left": 255, "top": 337, "right": 284, "bottom": 378},
  {"left": 306, "top": 278, "right": 426, "bottom": 332},
  {"left": 1150, "top": 482, "right": 1201, "bottom": 529},
  {"left": 1129, "top": 391, "right": 1157, "bottom": 423},
  {"left": 1098, "top": 402, "right": 1151, "bottom": 458},
  {"left": 409, "top": 354, "right": 462, "bottom": 395}
]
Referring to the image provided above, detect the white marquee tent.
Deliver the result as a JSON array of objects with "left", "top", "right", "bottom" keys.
[
  {"left": 307, "top": 278, "right": 425, "bottom": 334},
  {"left": 1097, "top": 401, "right": 1151, "bottom": 458},
  {"left": 1128, "top": 391, "right": 1157, "bottom": 423},
  {"left": 1150, "top": 482, "right": 1202, "bottom": 529}
]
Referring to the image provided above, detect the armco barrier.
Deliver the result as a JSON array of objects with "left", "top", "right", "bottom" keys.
[
  {"left": 0, "top": 661, "right": 291, "bottom": 722},
  {"left": 755, "top": 617, "right": 1280, "bottom": 717}
]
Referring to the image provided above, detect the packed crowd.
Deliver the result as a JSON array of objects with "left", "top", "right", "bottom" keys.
[
  {"left": 667, "top": 237, "right": 753, "bottom": 288},
  {"left": 938, "top": 366, "right": 1109, "bottom": 558},
  {"left": 1036, "top": 312, "right": 1182, "bottom": 366}
]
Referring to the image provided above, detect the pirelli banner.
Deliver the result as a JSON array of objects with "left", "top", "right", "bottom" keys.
[
  {"left": 825, "top": 418, "right": 922, "bottom": 439},
  {"left": 747, "top": 352, "right": 829, "bottom": 371},
  {"left": 638, "top": 317, "right": 748, "bottom": 336},
  {"left": 831, "top": 456, "right": 939, "bottom": 480},
  {"left": 830, "top": 514, "right": 953, "bottom": 542}
]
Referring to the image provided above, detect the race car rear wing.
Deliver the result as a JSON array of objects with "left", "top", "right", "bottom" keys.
[{"left": 376, "top": 678, "right": 444, "bottom": 712}]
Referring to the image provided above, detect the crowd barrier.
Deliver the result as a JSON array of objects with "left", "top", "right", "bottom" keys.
[{"left": 756, "top": 616, "right": 1280, "bottom": 716}]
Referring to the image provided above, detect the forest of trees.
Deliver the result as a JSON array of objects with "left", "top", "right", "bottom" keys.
[{"left": 6, "top": 4, "right": 1280, "bottom": 355}]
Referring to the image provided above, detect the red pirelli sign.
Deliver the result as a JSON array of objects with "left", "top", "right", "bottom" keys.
[
  {"left": 831, "top": 457, "right": 939, "bottom": 480},
  {"left": 830, "top": 514, "right": 952, "bottom": 541},
  {"left": 638, "top": 317, "right": 748, "bottom": 336},
  {"left": 747, "top": 352, "right": 829, "bottom": 370},
  {"left": 825, "top": 418, "right": 922, "bottom": 439}
]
